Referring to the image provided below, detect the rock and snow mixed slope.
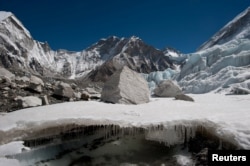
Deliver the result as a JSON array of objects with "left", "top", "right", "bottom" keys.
[{"left": 0, "top": 11, "right": 177, "bottom": 80}]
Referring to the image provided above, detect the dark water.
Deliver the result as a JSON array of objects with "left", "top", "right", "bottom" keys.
[{"left": 12, "top": 126, "right": 194, "bottom": 166}]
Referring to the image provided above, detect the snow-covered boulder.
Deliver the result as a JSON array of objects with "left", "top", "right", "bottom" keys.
[
  {"left": 29, "top": 75, "right": 44, "bottom": 93},
  {"left": 16, "top": 96, "right": 42, "bottom": 108},
  {"left": 175, "top": 94, "right": 194, "bottom": 102},
  {"left": 54, "top": 82, "right": 74, "bottom": 99},
  {"left": 101, "top": 66, "right": 150, "bottom": 104},
  {"left": 154, "top": 80, "right": 182, "bottom": 97}
]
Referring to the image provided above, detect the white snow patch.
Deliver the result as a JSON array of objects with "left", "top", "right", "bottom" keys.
[
  {"left": 0, "top": 141, "right": 30, "bottom": 156},
  {"left": 0, "top": 158, "right": 20, "bottom": 166},
  {"left": 0, "top": 94, "right": 250, "bottom": 149}
]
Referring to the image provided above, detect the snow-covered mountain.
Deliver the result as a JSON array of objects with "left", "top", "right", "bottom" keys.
[
  {"left": 198, "top": 7, "right": 250, "bottom": 51},
  {"left": 0, "top": 11, "right": 177, "bottom": 80},
  {"left": 178, "top": 7, "right": 250, "bottom": 94}
]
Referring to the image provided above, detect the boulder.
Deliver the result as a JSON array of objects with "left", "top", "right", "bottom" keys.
[
  {"left": 101, "top": 66, "right": 150, "bottom": 104},
  {"left": 175, "top": 94, "right": 194, "bottom": 102},
  {"left": 40, "top": 95, "right": 49, "bottom": 105},
  {"left": 29, "top": 75, "right": 44, "bottom": 93},
  {"left": 16, "top": 96, "right": 42, "bottom": 108},
  {"left": 154, "top": 80, "right": 182, "bottom": 97},
  {"left": 0, "top": 67, "right": 15, "bottom": 80},
  {"left": 81, "top": 91, "right": 90, "bottom": 101},
  {"left": 54, "top": 82, "right": 74, "bottom": 99}
]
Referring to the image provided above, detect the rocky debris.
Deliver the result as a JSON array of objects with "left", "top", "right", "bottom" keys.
[
  {"left": 15, "top": 96, "right": 42, "bottom": 108},
  {"left": 53, "top": 82, "right": 74, "bottom": 100},
  {"left": 81, "top": 91, "right": 90, "bottom": 101},
  {"left": 101, "top": 66, "right": 150, "bottom": 104},
  {"left": 153, "top": 80, "right": 182, "bottom": 97},
  {"left": 28, "top": 75, "right": 44, "bottom": 93},
  {"left": 0, "top": 68, "right": 96, "bottom": 112},
  {"left": 175, "top": 94, "right": 194, "bottom": 102}
]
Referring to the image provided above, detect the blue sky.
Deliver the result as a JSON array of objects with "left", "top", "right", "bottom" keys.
[{"left": 0, "top": 0, "right": 249, "bottom": 53}]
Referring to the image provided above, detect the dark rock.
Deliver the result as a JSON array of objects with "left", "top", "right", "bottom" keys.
[
  {"left": 81, "top": 91, "right": 90, "bottom": 101},
  {"left": 175, "top": 94, "right": 194, "bottom": 102},
  {"left": 40, "top": 95, "right": 49, "bottom": 105}
]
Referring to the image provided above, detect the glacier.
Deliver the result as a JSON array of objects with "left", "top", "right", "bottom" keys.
[
  {"left": 141, "top": 68, "right": 177, "bottom": 91},
  {"left": 177, "top": 39, "right": 250, "bottom": 93}
]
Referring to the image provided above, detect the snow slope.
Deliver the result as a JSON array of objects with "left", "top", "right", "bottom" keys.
[{"left": 0, "top": 94, "right": 250, "bottom": 150}]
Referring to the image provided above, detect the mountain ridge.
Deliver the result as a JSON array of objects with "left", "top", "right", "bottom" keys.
[{"left": 0, "top": 12, "right": 180, "bottom": 79}]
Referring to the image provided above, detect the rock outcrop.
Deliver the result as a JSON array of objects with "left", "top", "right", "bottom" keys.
[
  {"left": 101, "top": 66, "right": 150, "bottom": 104},
  {"left": 153, "top": 80, "right": 182, "bottom": 97}
]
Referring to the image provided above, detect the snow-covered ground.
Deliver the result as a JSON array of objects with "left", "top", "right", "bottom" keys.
[{"left": 0, "top": 94, "right": 250, "bottom": 165}]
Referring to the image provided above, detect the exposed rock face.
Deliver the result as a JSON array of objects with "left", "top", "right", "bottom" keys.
[
  {"left": 154, "top": 80, "right": 182, "bottom": 97},
  {"left": 175, "top": 94, "right": 194, "bottom": 102},
  {"left": 16, "top": 96, "right": 42, "bottom": 108},
  {"left": 53, "top": 82, "right": 74, "bottom": 99},
  {"left": 29, "top": 75, "right": 44, "bottom": 93},
  {"left": 101, "top": 66, "right": 150, "bottom": 104}
]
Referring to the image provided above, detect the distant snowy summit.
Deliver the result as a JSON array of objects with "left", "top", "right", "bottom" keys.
[{"left": 198, "top": 7, "right": 250, "bottom": 51}]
